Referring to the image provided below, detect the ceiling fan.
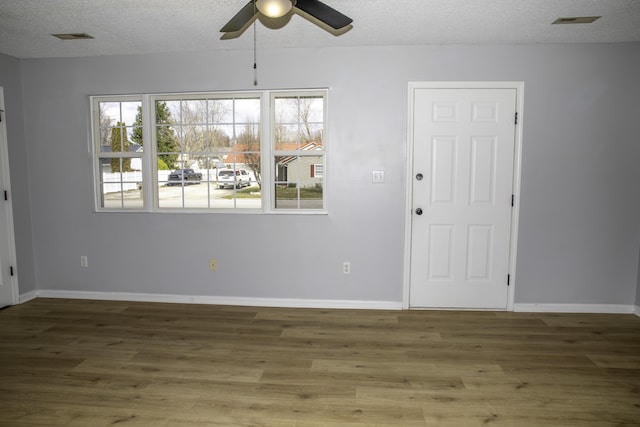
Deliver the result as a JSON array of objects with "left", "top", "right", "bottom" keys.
[{"left": 220, "top": 0, "right": 353, "bottom": 39}]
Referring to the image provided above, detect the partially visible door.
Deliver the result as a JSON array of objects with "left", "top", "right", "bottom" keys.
[
  {"left": 409, "top": 86, "right": 517, "bottom": 309},
  {"left": 0, "top": 87, "right": 18, "bottom": 308}
]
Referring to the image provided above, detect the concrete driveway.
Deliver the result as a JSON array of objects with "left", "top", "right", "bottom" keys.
[{"left": 103, "top": 182, "right": 322, "bottom": 209}]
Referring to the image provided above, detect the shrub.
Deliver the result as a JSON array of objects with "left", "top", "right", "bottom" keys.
[{"left": 157, "top": 158, "right": 169, "bottom": 170}]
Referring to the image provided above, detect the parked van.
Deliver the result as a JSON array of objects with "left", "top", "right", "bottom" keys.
[{"left": 217, "top": 169, "right": 251, "bottom": 189}]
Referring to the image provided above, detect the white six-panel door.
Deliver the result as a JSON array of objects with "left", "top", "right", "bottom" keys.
[
  {"left": 408, "top": 85, "right": 518, "bottom": 309},
  {"left": 0, "top": 87, "right": 18, "bottom": 308}
]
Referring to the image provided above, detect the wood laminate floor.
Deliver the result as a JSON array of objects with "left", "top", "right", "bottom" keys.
[{"left": 0, "top": 298, "right": 639, "bottom": 426}]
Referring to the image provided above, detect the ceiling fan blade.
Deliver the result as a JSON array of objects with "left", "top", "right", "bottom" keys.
[
  {"left": 220, "top": 13, "right": 259, "bottom": 39},
  {"left": 220, "top": 1, "right": 258, "bottom": 33},
  {"left": 294, "top": 0, "right": 352, "bottom": 30}
]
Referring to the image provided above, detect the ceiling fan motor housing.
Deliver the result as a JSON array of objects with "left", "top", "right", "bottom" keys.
[{"left": 221, "top": 0, "right": 352, "bottom": 35}]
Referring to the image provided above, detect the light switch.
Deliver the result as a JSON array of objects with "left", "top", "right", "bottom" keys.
[{"left": 372, "top": 170, "right": 385, "bottom": 183}]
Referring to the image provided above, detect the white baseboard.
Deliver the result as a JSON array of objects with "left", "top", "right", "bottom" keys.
[
  {"left": 19, "top": 291, "right": 639, "bottom": 315},
  {"left": 19, "top": 290, "right": 38, "bottom": 304},
  {"left": 33, "top": 289, "right": 403, "bottom": 310},
  {"left": 514, "top": 303, "right": 636, "bottom": 314}
]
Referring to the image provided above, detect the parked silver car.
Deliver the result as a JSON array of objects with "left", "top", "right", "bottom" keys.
[{"left": 217, "top": 169, "right": 251, "bottom": 189}]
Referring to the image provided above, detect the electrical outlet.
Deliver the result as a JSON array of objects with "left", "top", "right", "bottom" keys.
[
  {"left": 80, "top": 256, "right": 88, "bottom": 268},
  {"left": 209, "top": 258, "right": 217, "bottom": 271},
  {"left": 343, "top": 262, "right": 351, "bottom": 274},
  {"left": 372, "top": 170, "right": 385, "bottom": 183}
]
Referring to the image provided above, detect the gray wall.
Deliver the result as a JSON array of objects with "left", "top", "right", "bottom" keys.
[
  {"left": 0, "top": 52, "right": 37, "bottom": 295},
  {"left": 17, "top": 43, "right": 640, "bottom": 306},
  {"left": 637, "top": 247, "right": 640, "bottom": 307}
]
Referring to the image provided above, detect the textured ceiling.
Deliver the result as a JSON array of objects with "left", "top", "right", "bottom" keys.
[{"left": 1, "top": 0, "right": 639, "bottom": 59}]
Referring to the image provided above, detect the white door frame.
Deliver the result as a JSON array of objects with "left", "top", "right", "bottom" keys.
[
  {"left": 403, "top": 81, "right": 524, "bottom": 310},
  {"left": 0, "top": 87, "right": 19, "bottom": 306}
]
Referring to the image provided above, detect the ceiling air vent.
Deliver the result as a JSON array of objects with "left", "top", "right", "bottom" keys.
[
  {"left": 52, "top": 33, "right": 94, "bottom": 40},
  {"left": 552, "top": 16, "right": 601, "bottom": 24}
]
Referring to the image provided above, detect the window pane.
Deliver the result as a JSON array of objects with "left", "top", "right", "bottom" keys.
[
  {"left": 300, "top": 96, "right": 324, "bottom": 123},
  {"left": 275, "top": 124, "right": 300, "bottom": 150},
  {"left": 242, "top": 158, "right": 261, "bottom": 189},
  {"left": 274, "top": 155, "right": 324, "bottom": 210},
  {"left": 157, "top": 160, "right": 170, "bottom": 187},
  {"left": 158, "top": 180, "right": 208, "bottom": 208},
  {"left": 234, "top": 122, "right": 260, "bottom": 185},
  {"left": 212, "top": 125, "right": 233, "bottom": 149},
  {"left": 274, "top": 124, "right": 323, "bottom": 150},
  {"left": 234, "top": 98, "right": 260, "bottom": 123},
  {"left": 303, "top": 123, "right": 324, "bottom": 149},
  {"left": 180, "top": 125, "right": 208, "bottom": 154},
  {"left": 275, "top": 155, "right": 297, "bottom": 185},
  {"left": 155, "top": 124, "right": 180, "bottom": 168},
  {"left": 275, "top": 184, "right": 299, "bottom": 209},
  {"left": 274, "top": 153, "right": 323, "bottom": 183},
  {"left": 274, "top": 96, "right": 323, "bottom": 124},
  {"left": 158, "top": 159, "right": 205, "bottom": 208},
  {"left": 99, "top": 158, "right": 143, "bottom": 209},
  {"left": 99, "top": 101, "right": 140, "bottom": 126},
  {"left": 98, "top": 99, "right": 142, "bottom": 155},
  {"left": 214, "top": 170, "right": 262, "bottom": 209},
  {"left": 274, "top": 95, "right": 324, "bottom": 150},
  {"left": 209, "top": 99, "right": 233, "bottom": 123},
  {"left": 275, "top": 183, "right": 323, "bottom": 210},
  {"left": 294, "top": 155, "right": 324, "bottom": 188},
  {"left": 163, "top": 100, "right": 182, "bottom": 122},
  {"left": 102, "top": 126, "right": 140, "bottom": 155},
  {"left": 275, "top": 97, "right": 298, "bottom": 124},
  {"left": 182, "top": 99, "right": 207, "bottom": 124}
]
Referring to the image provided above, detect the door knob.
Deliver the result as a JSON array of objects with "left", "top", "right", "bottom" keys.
[
  {"left": 416, "top": 173, "right": 423, "bottom": 181},
  {"left": 415, "top": 208, "right": 423, "bottom": 215}
]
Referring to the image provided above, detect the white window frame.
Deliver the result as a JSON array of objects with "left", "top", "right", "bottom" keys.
[
  {"left": 90, "top": 89, "right": 328, "bottom": 214},
  {"left": 149, "top": 92, "right": 263, "bottom": 212},
  {"left": 90, "top": 95, "right": 145, "bottom": 211},
  {"left": 270, "top": 90, "right": 328, "bottom": 213}
]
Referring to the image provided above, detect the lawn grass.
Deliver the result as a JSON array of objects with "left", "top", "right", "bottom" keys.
[
  {"left": 222, "top": 185, "right": 323, "bottom": 200},
  {"left": 222, "top": 186, "right": 262, "bottom": 199},
  {"left": 276, "top": 185, "right": 323, "bottom": 199}
]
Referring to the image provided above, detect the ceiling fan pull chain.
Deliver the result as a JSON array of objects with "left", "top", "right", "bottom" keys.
[{"left": 253, "top": 1, "right": 258, "bottom": 86}]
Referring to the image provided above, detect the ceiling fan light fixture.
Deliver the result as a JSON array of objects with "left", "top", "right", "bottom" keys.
[{"left": 255, "top": 0, "right": 292, "bottom": 18}]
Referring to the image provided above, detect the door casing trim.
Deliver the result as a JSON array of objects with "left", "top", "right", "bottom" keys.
[{"left": 403, "top": 81, "right": 525, "bottom": 310}]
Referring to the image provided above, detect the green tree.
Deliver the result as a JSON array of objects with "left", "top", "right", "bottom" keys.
[
  {"left": 131, "top": 102, "right": 179, "bottom": 169},
  {"left": 110, "top": 123, "right": 131, "bottom": 172}
]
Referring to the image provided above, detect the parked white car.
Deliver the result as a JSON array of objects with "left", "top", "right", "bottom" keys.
[{"left": 217, "top": 169, "right": 251, "bottom": 189}]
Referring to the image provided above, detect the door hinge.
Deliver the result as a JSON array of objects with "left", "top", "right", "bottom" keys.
[
  {"left": 10, "top": 266, "right": 14, "bottom": 276},
  {"left": 515, "top": 112, "right": 518, "bottom": 125},
  {"left": 507, "top": 274, "right": 511, "bottom": 286},
  {"left": 511, "top": 194, "right": 515, "bottom": 207},
  {"left": 3, "top": 191, "right": 7, "bottom": 201},
  {"left": 0, "top": 109, "right": 3, "bottom": 123}
]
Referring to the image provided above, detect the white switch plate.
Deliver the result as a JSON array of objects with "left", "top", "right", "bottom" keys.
[
  {"left": 80, "top": 256, "right": 88, "bottom": 267},
  {"left": 372, "top": 170, "right": 385, "bottom": 183}
]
